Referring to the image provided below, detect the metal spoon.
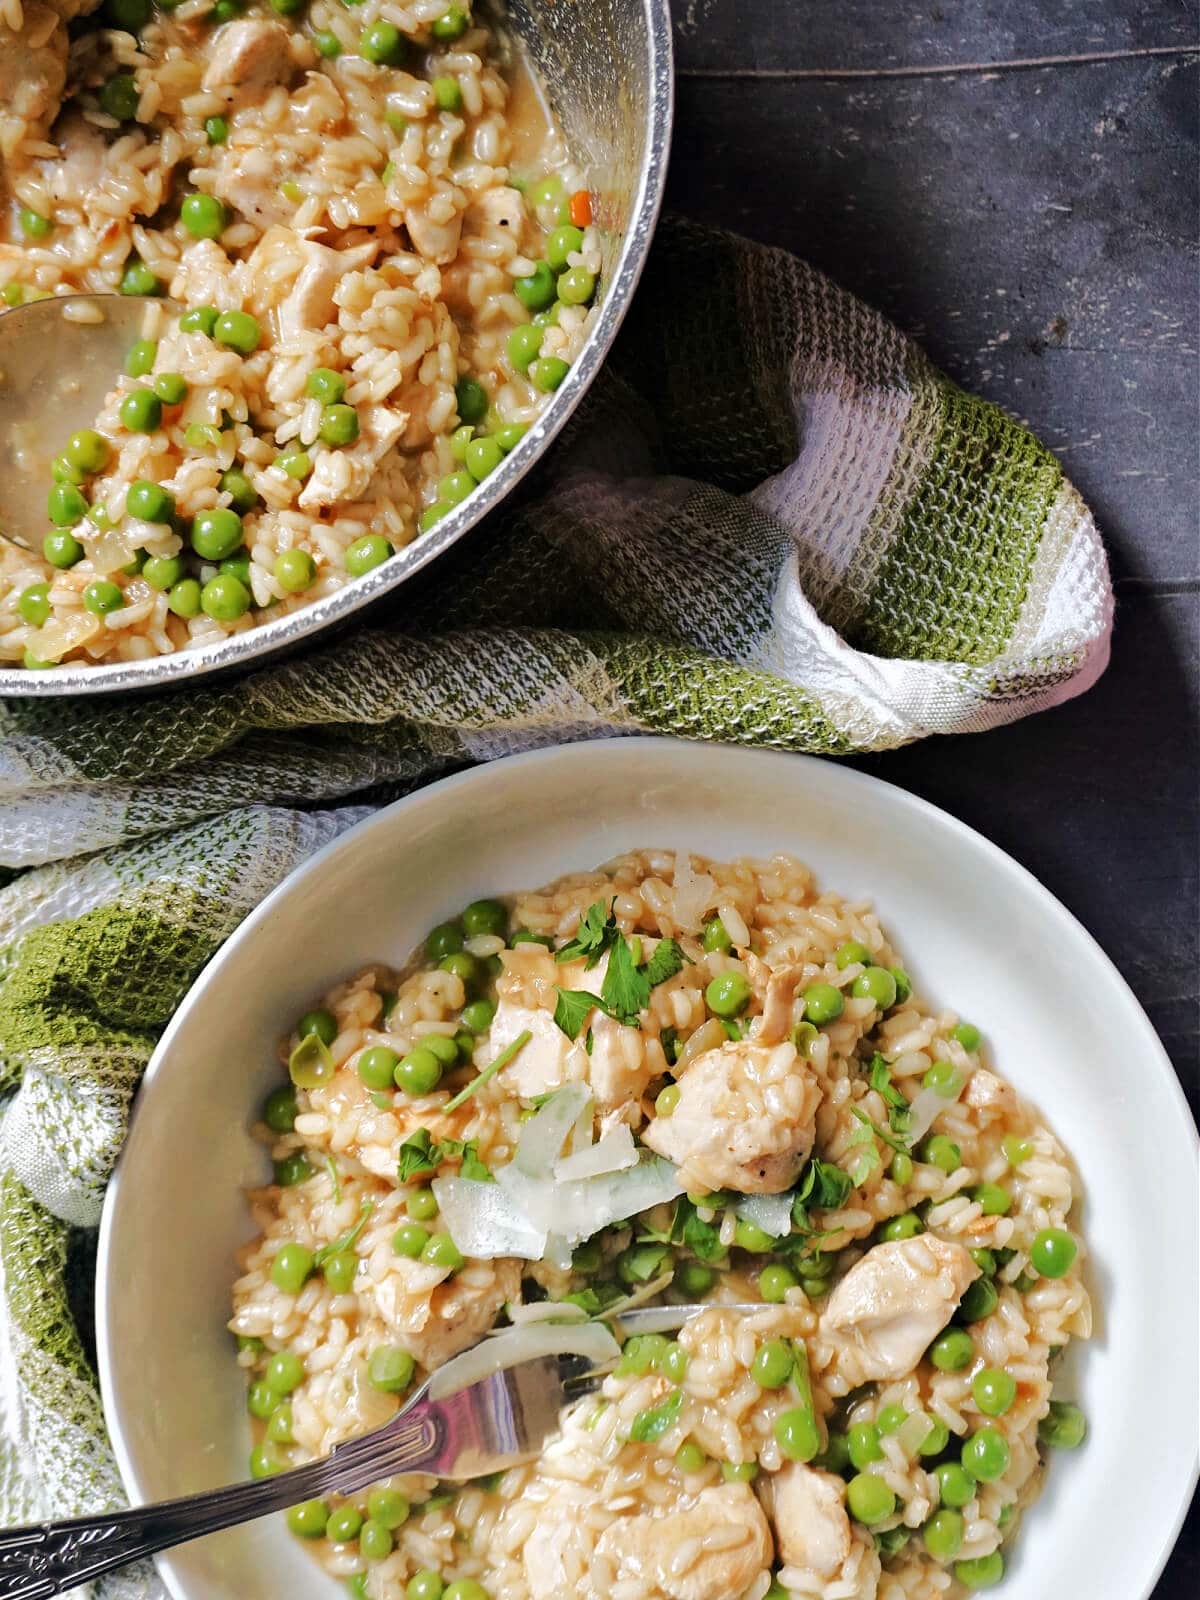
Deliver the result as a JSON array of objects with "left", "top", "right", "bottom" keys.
[{"left": 0, "top": 294, "right": 173, "bottom": 548}]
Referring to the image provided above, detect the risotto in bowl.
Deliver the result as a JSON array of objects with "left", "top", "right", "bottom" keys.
[
  {"left": 96, "top": 741, "right": 1199, "bottom": 1600},
  {"left": 0, "top": 0, "right": 671, "bottom": 684}
]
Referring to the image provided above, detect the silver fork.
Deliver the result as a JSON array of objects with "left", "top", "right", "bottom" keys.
[{"left": 0, "top": 1303, "right": 734, "bottom": 1599}]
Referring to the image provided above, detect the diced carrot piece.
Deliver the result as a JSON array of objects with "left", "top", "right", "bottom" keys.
[{"left": 568, "top": 189, "right": 593, "bottom": 227}]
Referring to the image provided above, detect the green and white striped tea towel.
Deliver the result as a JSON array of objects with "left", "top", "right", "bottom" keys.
[{"left": 0, "top": 218, "right": 1112, "bottom": 1593}]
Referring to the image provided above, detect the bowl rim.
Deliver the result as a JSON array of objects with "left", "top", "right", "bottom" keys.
[
  {"left": 95, "top": 737, "right": 1200, "bottom": 1598},
  {"left": 2, "top": 0, "right": 675, "bottom": 698}
]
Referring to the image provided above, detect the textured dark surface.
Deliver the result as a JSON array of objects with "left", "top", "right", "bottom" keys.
[{"left": 665, "top": 0, "right": 1198, "bottom": 1590}]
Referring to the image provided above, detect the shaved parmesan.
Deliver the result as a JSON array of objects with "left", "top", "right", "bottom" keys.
[
  {"left": 427, "top": 1319, "right": 620, "bottom": 1401},
  {"left": 733, "top": 1191, "right": 794, "bottom": 1238},
  {"left": 906, "top": 1073, "right": 970, "bottom": 1145},
  {"left": 431, "top": 1176, "right": 547, "bottom": 1260},
  {"left": 515, "top": 1084, "right": 594, "bottom": 1177},
  {"left": 555, "top": 1124, "right": 638, "bottom": 1181}
]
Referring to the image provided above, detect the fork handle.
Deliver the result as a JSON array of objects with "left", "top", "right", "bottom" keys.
[{"left": 0, "top": 1410, "right": 440, "bottom": 1598}]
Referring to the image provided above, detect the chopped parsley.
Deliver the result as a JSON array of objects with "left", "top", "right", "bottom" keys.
[
  {"left": 641, "top": 938, "right": 688, "bottom": 988},
  {"left": 555, "top": 900, "right": 618, "bottom": 965},
  {"left": 443, "top": 1029, "right": 532, "bottom": 1111},
  {"left": 314, "top": 1200, "right": 373, "bottom": 1267},
  {"left": 397, "top": 1128, "right": 441, "bottom": 1182},
  {"left": 601, "top": 930, "right": 647, "bottom": 1024},
  {"left": 324, "top": 1155, "right": 342, "bottom": 1202},
  {"left": 791, "top": 1158, "right": 853, "bottom": 1231},
  {"left": 867, "top": 1052, "right": 914, "bottom": 1138},
  {"left": 850, "top": 1104, "right": 910, "bottom": 1155},
  {"left": 553, "top": 916, "right": 689, "bottom": 1038},
  {"left": 553, "top": 987, "right": 611, "bottom": 1039}
]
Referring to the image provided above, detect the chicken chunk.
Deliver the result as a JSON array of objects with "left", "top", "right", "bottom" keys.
[
  {"left": 820, "top": 1235, "right": 979, "bottom": 1386},
  {"left": 272, "top": 236, "right": 376, "bottom": 341},
  {"left": 404, "top": 201, "right": 464, "bottom": 265},
  {"left": 643, "top": 1038, "right": 821, "bottom": 1194},
  {"left": 593, "top": 1483, "right": 773, "bottom": 1600},
  {"left": 769, "top": 1463, "right": 852, "bottom": 1579},
  {"left": 295, "top": 403, "right": 408, "bottom": 510},
  {"left": 368, "top": 1253, "right": 520, "bottom": 1371},
  {"left": 962, "top": 1067, "right": 1019, "bottom": 1122},
  {"left": 0, "top": 2, "right": 68, "bottom": 161},
  {"left": 201, "top": 18, "right": 295, "bottom": 94}
]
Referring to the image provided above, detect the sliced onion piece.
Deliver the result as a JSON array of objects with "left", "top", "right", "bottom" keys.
[
  {"left": 555, "top": 1124, "right": 637, "bottom": 1181},
  {"left": 672, "top": 852, "right": 716, "bottom": 930},
  {"left": 898, "top": 1409, "right": 936, "bottom": 1457},
  {"left": 432, "top": 1175, "right": 547, "bottom": 1260},
  {"left": 733, "top": 1191, "right": 793, "bottom": 1238},
  {"left": 427, "top": 1319, "right": 620, "bottom": 1401}
]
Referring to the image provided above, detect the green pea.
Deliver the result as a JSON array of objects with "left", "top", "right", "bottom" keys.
[
  {"left": 47, "top": 483, "right": 86, "bottom": 526},
  {"left": 962, "top": 1426, "right": 1010, "bottom": 1482},
  {"left": 461, "top": 998, "right": 495, "bottom": 1033},
  {"left": 180, "top": 306, "right": 219, "bottom": 336},
  {"left": 360, "top": 21, "right": 406, "bottom": 65},
  {"left": 396, "top": 1046, "right": 443, "bottom": 1095},
  {"left": 955, "top": 1553, "right": 1005, "bottom": 1590},
  {"left": 847, "top": 1421, "right": 883, "bottom": 1469},
  {"left": 434, "top": 471, "right": 471, "bottom": 508},
  {"left": 890, "top": 1151, "right": 914, "bottom": 1185},
  {"left": 545, "top": 224, "right": 584, "bottom": 272},
  {"left": 248, "top": 1442, "right": 282, "bottom": 1478},
  {"left": 732, "top": 1219, "right": 773, "bottom": 1254},
  {"left": 18, "top": 583, "right": 51, "bottom": 626},
  {"left": 367, "top": 1486, "right": 409, "bottom": 1528},
  {"left": 100, "top": 72, "right": 141, "bottom": 123},
  {"left": 191, "top": 506, "right": 244, "bottom": 560},
  {"left": 320, "top": 404, "right": 360, "bottom": 446},
  {"left": 617, "top": 1333, "right": 669, "bottom": 1375},
  {"left": 972, "top": 1368, "right": 1017, "bottom": 1417},
  {"left": 658, "top": 1342, "right": 688, "bottom": 1382},
  {"left": 923, "top": 1507, "right": 963, "bottom": 1561},
  {"left": 274, "top": 1153, "right": 313, "bottom": 1187},
  {"left": 432, "top": 75, "right": 463, "bottom": 112},
  {"left": 919, "top": 1415, "right": 950, "bottom": 1456},
  {"left": 352, "top": 1046, "right": 395, "bottom": 1091},
  {"left": 852, "top": 966, "right": 898, "bottom": 1009},
  {"left": 119, "top": 258, "right": 160, "bottom": 298},
  {"left": 205, "top": 114, "right": 229, "bottom": 144},
  {"left": 928, "top": 1327, "right": 973, "bottom": 1371},
  {"left": 1002, "top": 1132, "right": 1032, "bottom": 1166},
  {"left": 514, "top": 260, "right": 556, "bottom": 311},
  {"left": 697, "top": 919, "right": 731, "bottom": 957},
  {"left": 952, "top": 1022, "right": 981, "bottom": 1052},
  {"left": 454, "top": 376, "right": 488, "bottom": 424},
  {"left": 973, "top": 1183, "right": 1011, "bottom": 1216},
  {"left": 326, "top": 1504, "right": 364, "bottom": 1543},
  {"left": 345, "top": 533, "right": 393, "bottom": 575},
  {"left": 181, "top": 193, "right": 228, "bottom": 239},
  {"left": 265, "top": 1349, "right": 305, "bottom": 1394},
  {"left": 815, "top": 1432, "right": 851, "bottom": 1475},
  {"left": 846, "top": 1471, "right": 895, "bottom": 1524},
  {"left": 200, "top": 573, "right": 250, "bottom": 621},
  {"left": 890, "top": 967, "right": 913, "bottom": 1003},
  {"left": 219, "top": 467, "right": 258, "bottom": 512},
  {"left": 64, "top": 428, "right": 110, "bottom": 473},
  {"left": 802, "top": 982, "right": 845, "bottom": 1025},
  {"left": 18, "top": 206, "right": 52, "bottom": 240},
  {"left": 443, "top": 1584, "right": 489, "bottom": 1600},
  {"left": 408, "top": 1187, "right": 438, "bottom": 1221},
  {"left": 119, "top": 387, "right": 162, "bottom": 433},
  {"left": 557, "top": 265, "right": 594, "bottom": 305},
  {"left": 439, "top": 952, "right": 482, "bottom": 992},
  {"left": 124, "top": 338, "right": 157, "bottom": 377},
  {"left": 674, "top": 1440, "right": 706, "bottom": 1474},
  {"left": 432, "top": 5, "right": 467, "bottom": 38},
  {"left": 920, "top": 1134, "right": 961, "bottom": 1173},
  {"left": 750, "top": 1339, "right": 794, "bottom": 1389},
  {"left": 246, "top": 1379, "right": 276, "bottom": 1419},
  {"left": 167, "top": 578, "right": 202, "bottom": 618},
  {"left": 1038, "top": 1399, "right": 1086, "bottom": 1449},
  {"left": 835, "top": 940, "right": 871, "bottom": 969},
  {"left": 285, "top": 1498, "right": 328, "bottom": 1538},
  {"left": 323, "top": 1251, "right": 358, "bottom": 1293},
  {"left": 970, "top": 1248, "right": 997, "bottom": 1278},
  {"left": 407, "top": 1574, "right": 445, "bottom": 1600},
  {"left": 263, "top": 1085, "right": 298, "bottom": 1132},
  {"left": 721, "top": 1460, "right": 758, "bottom": 1482},
  {"left": 528, "top": 355, "right": 569, "bottom": 392},
  {"left": 676, "top": 1260, "right": 715, "bottom": 1297},
  {"left": 877, "top": 1404, "right": 908, "bottom": 1435},
  {"left": 126, "top": 479, "right": 175, "bottom": 523},
  {"left": 419, "top": 1033, "right": 461, "bottom": 1067},
  {"left": 1030, "top": 1227, "right": 1077, "bottom": 1279},
  {"left": 934, "top": 1460, "right": 976, "bottom": 1507},
  {"left": 83, "top": 580, "right": 124, "bottom": 616},
  {"left": 879, "top": 1211, "right": 923, "bottom": 1241},
  {"left": 43, "top": 530, "right": 84, "bottom": 568},
  {"left": 617, "top": 1242, "right": 670, "bottom": 1284},
  {"left": 220, "top": 552, "right": 251, "bottom": 587},
  {"left": 651, "top": 1083, "right": 680, "bottom": 1118},
  {"left": 392, "top": 1221, "right": 431, "bottom": 1258},
  {"left": 449, "top": 423, "right": 475, "bottom": 462},
  {"left": 704, "top": 970, "right": 749, "bottom": 1018},
  {"left": 496, "top": 422, "right": 527, "bottom": 452},
  {"left": 313, "top": 29, "right": 342, "bottom": 57},
  {"left": 275, "top": 449, "right": 312, "bottom": 481},
  {"left": 465, "top": 435, "right": 504, "bottom": 480},
  {"left": 421, "top": 1232, "right": 464, "bottom": 1270},
  {"left": 213, "top": 309, "right": 261, "bottom": 354},
  {"left": 359, "top": 1519, "right": 393, "bottom": 1561},
  {"left": 368, "top": 1345, "right": 416, "bottom": 1393},
  {"left": 922, "top": 1059, "right": 962, "bottom": 1098},
  {"left": 271, "top": 1243, "right": 315, "bottom": 1295},
  {"left": 419, "top": 501, "right": 451, "bottom": 532}
]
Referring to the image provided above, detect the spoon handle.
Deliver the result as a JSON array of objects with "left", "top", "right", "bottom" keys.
[{"left": 0, "top": 1410, "right": 438, "bottom": 1597}]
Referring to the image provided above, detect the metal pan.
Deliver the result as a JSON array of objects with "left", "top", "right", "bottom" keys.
[{"left": 0, "top": 0, "right": 673, "bottom": 696}]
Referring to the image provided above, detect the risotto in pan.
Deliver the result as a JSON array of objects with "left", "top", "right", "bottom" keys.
[
  {"left": 230, "top": 850, "right": 1091, "bottom": 1599},
  {"left": 0, "top": 1, "right": 596, "bottom": 667}
]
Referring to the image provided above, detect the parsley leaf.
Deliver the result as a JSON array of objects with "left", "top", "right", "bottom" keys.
[
  {"left": 555, "top": 900, "right": 618, "bottom": 966},
  {"left": 443, "top": 1029, "right": 531, "bottom": 1110},
  {"left": 851, "top": 1104, "right": 910, "bottom": 1154},
  {"left": 314, "top": 1200, "right": 374, "bottom": 1267},
  {"left": 553, "top": 987, "right": 609, "bottom": 1039},
  {"left": 679, "top": 1198, "right": 725, "bottom": 1261},
  {"left": 601, "top": 933, "right": 650, "bottom": 1024},
  {"left": 641, "top": 938, "right": 688, "bottom": 988},
  {"left": 791, "top": 1158, "right": 853, "bottom": 1231},
  {"left": 458, "top": 1142, "right": 494, "bottom": 1183},
  {"left": 397, "top": 1128, "right": 440, "bottom": 1183},
  {"left": 867, "top": 1053, "right": 914, "bottom": 1137}
]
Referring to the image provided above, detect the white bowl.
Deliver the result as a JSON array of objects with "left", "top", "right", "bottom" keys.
[{"left": 97, "top": 738, "right": 1199, "bottom": 1600}]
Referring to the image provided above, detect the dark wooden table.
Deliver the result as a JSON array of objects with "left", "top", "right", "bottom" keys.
[{"left": 664, "top": 1, "right": 1199, "bottom": 1591}]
